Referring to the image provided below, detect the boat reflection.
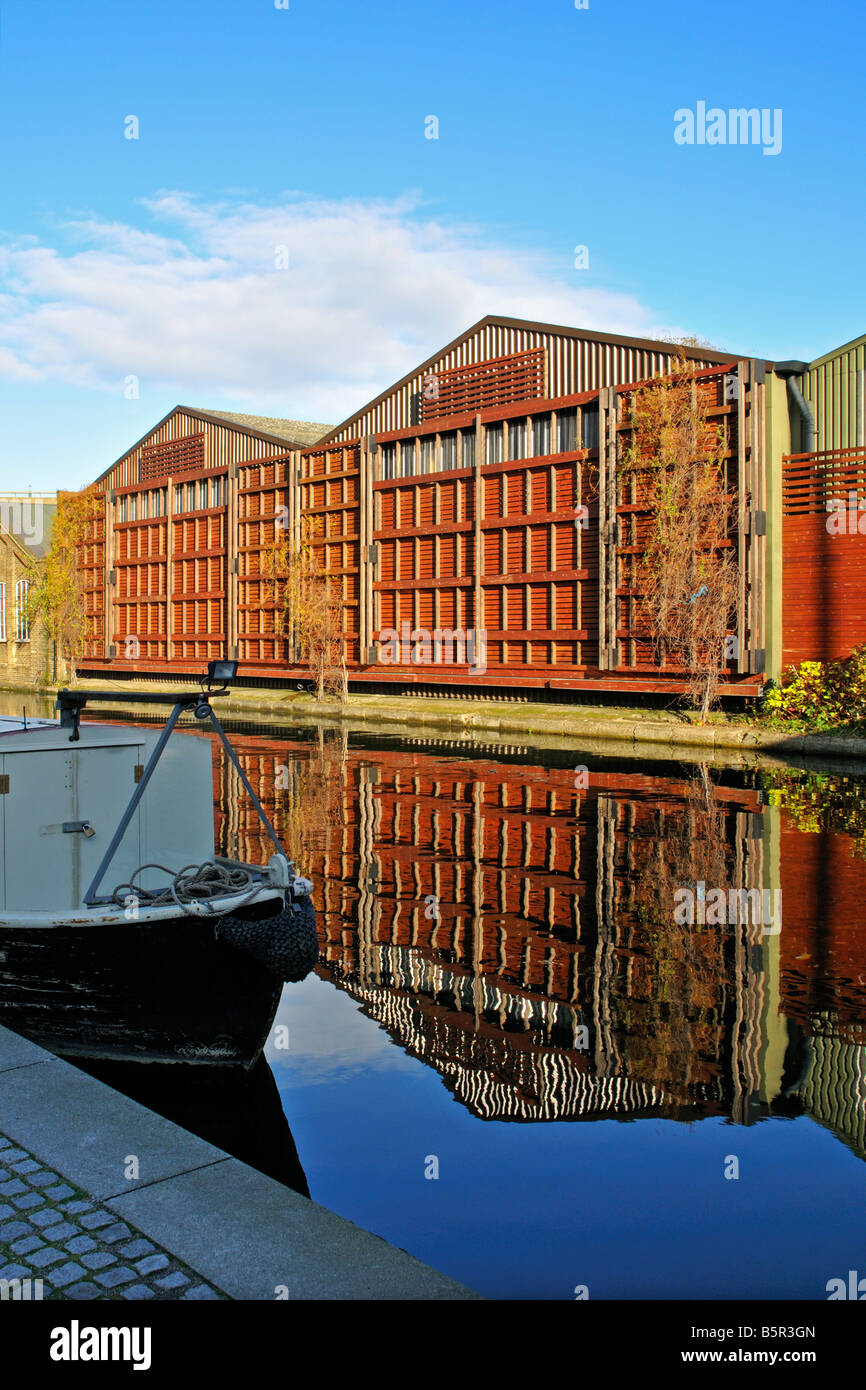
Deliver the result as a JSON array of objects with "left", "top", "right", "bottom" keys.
[{"left": 0, "top": 920, "right": 310, "bottom": 1196}]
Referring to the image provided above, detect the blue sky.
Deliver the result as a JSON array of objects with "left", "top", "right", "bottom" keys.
[{"left": 0, "top": 0, "right": 863, "bottom": 490}]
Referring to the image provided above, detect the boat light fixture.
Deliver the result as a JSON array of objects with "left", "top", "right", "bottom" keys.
[{"left": 206, "top": 659, "right": 238, "bottom": 689}]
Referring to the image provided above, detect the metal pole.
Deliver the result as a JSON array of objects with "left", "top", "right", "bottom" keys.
[
  {"left": 83, "top": 700, "right": 185, "bottom": 905},
  {"left": 206, "top": 705, "right": 287, "bottom": 860}
]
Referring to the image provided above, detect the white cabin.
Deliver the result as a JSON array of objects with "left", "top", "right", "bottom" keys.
[{"left": 0, "top": 718, "right": 217, "bottom": 923}]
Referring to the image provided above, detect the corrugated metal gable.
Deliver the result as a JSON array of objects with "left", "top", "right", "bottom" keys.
[{"left": 323, "top": 315, "right": 740, "bottom": 444}]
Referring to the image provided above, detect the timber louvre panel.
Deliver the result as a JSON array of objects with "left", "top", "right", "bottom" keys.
[
  {"left": 80, "top": 490, "right": 107, "bottom": 661},
  {"left": 609, "top": 365, "right": 762, "bottom": 678},
  {"left": 782, "top": 444, "right": 866, "bottom": 667},
  {"left": 298, "top": 440, "right": 362, "bottom": 668},
  {"left": 81, "top": 406, "right": 323, "bottom": 676}
]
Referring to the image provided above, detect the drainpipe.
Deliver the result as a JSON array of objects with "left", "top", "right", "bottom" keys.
[{"left": 775, "top": 360, "right": 814, "bottom": 453}]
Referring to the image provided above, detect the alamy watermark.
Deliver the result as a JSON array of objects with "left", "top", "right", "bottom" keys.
[
  {"left": 1, "top": 1277, "right": 43, "bottom": 1301},
  {"left": 673, "top": 881, "right": 782, "bottom": 935},
  {"left": 674, "top": 102, "right": 782, "bottom": 156},
  {"left": 377, "top": 622, "right": 487, "bottom": 675},
  {"left": 0, "top": 499, "right": 46, "bottom": 548},
  {"left": 826, "top": 492, "right": 866, "bottom": 535}
]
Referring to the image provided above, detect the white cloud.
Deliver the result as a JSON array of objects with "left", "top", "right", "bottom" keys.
[
  {"left": 0, "top": 192, "right": 682, "bottom": 423},
  {"left": 266, "top": 972, "right": 416, "bottom": 1085}
]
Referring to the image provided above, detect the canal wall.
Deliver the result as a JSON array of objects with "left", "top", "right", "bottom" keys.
[
  {"left": 11, "top": 679, "right": 866, "bottom": 770},
  {"left": 0, "top": 1024, "right": 480, "bottom": 1300}
]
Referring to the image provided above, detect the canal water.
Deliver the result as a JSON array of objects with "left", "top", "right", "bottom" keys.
[{"left": 3, "top": 695, "right": 866, "bottom": 1299}]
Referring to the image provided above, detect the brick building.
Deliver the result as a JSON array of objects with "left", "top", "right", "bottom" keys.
[{"left": 0, "top": 494, "right": 57, "bottom": 690}]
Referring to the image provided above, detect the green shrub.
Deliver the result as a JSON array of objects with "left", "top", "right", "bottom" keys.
[
  {"left": 759, "top": 645, "right": 866, "bottom": 731},
  {"left": 762, "top": 768, "right": 866, "bottom": 857}
]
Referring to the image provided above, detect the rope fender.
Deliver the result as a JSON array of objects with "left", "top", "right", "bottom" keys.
[{"left": 216, "top": 894, "right": 318, "bottom": 983}]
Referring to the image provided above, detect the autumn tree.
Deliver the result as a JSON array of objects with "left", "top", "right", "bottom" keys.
[
  {"left": 276, "top": 729, "right": 348, "bottom": 878},
  {"left": 616, "top": 767, "right": 736, "bottom": 1107},
  {"left": 621, "top": 359, "right": 739, "bottom": 720},
  {"left": 261, "top": 514, "right": 348, "bottom": 702},
  {"left": 660, "top": 334, "right": 718, "bottom": 351},
  {"left": 25, "top": 487, "right": 104, "bottom": 683}
]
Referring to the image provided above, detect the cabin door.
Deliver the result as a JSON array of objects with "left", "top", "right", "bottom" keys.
[{"left": 1, "top": 744, "right": 144, "bottom": 913}]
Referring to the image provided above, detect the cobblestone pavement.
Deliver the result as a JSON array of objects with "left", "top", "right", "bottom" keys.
[{"left": 0, "top": 1133, "right": 226, "bottom": 1300}]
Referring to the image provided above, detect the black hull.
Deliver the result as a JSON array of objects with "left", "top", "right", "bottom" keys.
[
  {"left": 0, "top": 906, "right": 284, "bottom": 1070},
  {"left": 73, "top": 1051, "right": 311, "bottom": 1196}
]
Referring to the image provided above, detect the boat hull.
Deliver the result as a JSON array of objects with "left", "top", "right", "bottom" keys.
[{"left": 0, "top": 897, "right": 287, "bottom": 1069}]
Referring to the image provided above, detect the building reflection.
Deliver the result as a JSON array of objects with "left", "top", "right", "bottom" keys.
[{"left": 211, "top": 729, "right": 866, "bottom": 1155}]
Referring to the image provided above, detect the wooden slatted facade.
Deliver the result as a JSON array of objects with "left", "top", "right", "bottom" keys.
[
  {"left": 78, "top": 316, "right": 791, "bottom": 694},
  {"left": 342, "top": 361, "right": 765, "bottom": 691},
  {"left": 80, "top": 492, "right": 107, "bottom": 662},
  {"left": 83, "top": 407, "right": 323, "bottom": 674},
  {"left": 782, "top": 445, "right": 866, "bottom": 668},
  {"left": 236, "top": 453, "right": 292, "bottom": 667},
  {"left": 298, "top": 441, "right": 362, "bottom": 669}
]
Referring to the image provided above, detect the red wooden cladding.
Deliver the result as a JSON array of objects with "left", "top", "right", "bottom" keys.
[
  {"left": 140, "top": 432, "right": 205, "bottom": 483},
  {"left": 236, "top": 456, "right": 291, "bottom": 667},
  {"left": 298, "top": 442, "right": 362, "bottom": 667},
  {"left": 363, "top": 365, "right": 757, "bottom": 684},
  {"left": 783, "top": 448, "right": 866, "bottom": 513},
  {"left": 615, "top": 374, "right": 740, "bottom": 672},
  {"left": 421, "top": 348, "right": 547, "bottom": 422},
  {"left": 373, "top": 448, "right": 597, "bottom": 673},
  {"left": 109, "top": 473, "right": 229, "bottom": 665},
  {"left": 80, "top": 360, "right": 769, "bottom": 693},
  {"left": 782, "top": 448, "right": 866, "bottom": 668},
  {"left": 80, "top": 491, "right": 107, "bottom": 661},
  {"left": 113, "top": 516, "right": 168, "bottom": 660}
]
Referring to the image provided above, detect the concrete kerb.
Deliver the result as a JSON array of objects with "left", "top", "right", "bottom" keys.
[
  {"left": 0, "top": 1025, "right": 481, "bottom": 1301},
  {"left": 25, "top": 681, "right": 866, "bottom": 769}
]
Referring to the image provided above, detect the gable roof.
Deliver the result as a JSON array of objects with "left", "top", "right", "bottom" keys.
[
  {"left": 807, "top": 330, "right": 866, "bottom": 370},
  {"left": 0, "top": 519, "right": 40, "bottom": 566},
  {"left": 94, "top": 405, "right": 334, "bottom": 484},
  {"left": 317, "top": 313, "right": 755, "bottom": 444},
  {"left": 197, "top": 410, "right": 332, "bottom": 447},
  {"left": 0, "top": 497, "right": 56, "bottom": 561}
]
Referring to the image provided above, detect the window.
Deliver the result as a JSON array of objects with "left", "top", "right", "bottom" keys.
[
  {"left": 199, "top": 479, "right": 209, "bottom": 509},
  {"left": 557, "top": 409, "right": 577, "bottom": 453},
  {"left": 118, "top": 496, "right": 127, "bottom": 523},
  {"left": 420, "top": 437, "right": 436, "bottom": 474},
  {"left": 0, "top": 582, "right": 6, "bottom": 641},
  {"left": 186, "top": 483, "right": 195, "bottom": 512},
  {"left": 582, "top": 411, "right": 599, "bottom": 449},
  {"left": 140, "top": 492, "right": 149, "bottom": 520},
  {"left": 440, "top": 433, "right": 457, "bottom": 471},
  {"left": 400, "top": 440, "right": 416, "bottom": 477},
  {"left": 532, "top": 415, "right": 551, "bottom": 457},
  {"left": 210, "top": 476, "right": 225, "bottom": 507},
  {"left": 174, "top": 486, "right": 184, "bottom": 513},
  {"left": 461, "top": 429, "right": 476, "bottom": 468},
  {"left": 485, "top": 424, "right": 503, "bottom": 465},
  {"left": 381, "top": 443, "right": 396, "bottom": 480},
  {"left": 508, "top": 420, "right": 525, "bottom": 460},
  {"left": 128, "top": 494, "right": 137, "bottom": 522},
  {"left": 14, "top": 579, "right": 29, "bottom": 641}
]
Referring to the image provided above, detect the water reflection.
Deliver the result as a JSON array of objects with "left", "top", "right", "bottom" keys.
[
  {"left": 3, "top": 689, "right": 866, "bottom": 1239},
  {"left": 210, "top": 728, "right": 866, "bottom": 1162}
]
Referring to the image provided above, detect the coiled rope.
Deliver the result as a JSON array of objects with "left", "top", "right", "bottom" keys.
[{"left": 112, "top": 860, "right": 269, "bottom": 917}]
